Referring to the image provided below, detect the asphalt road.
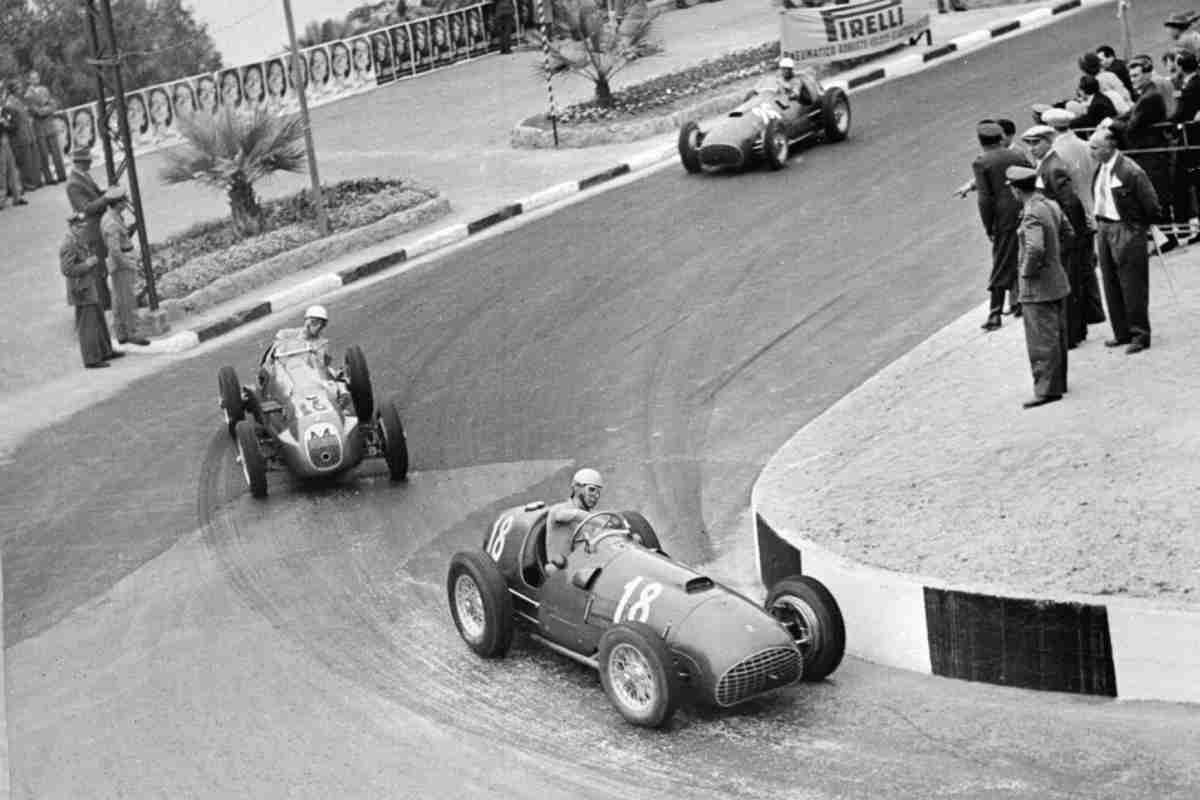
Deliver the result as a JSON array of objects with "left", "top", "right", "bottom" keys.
[{"left": 4, "top": 1, "right": 1199, "bottom": 797}]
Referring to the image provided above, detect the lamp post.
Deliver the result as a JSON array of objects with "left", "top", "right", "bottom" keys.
[{"left": 281, "top": 0, "right": 330, "bottom": 236}]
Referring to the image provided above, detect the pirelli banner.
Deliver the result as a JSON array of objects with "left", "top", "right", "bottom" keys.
[{"left": 780, "top": 0, "right": 931, "bottom": 63}]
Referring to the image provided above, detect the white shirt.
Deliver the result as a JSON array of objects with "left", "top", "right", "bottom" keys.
[{"left": 1093, "top": 156, "right": 1121, "bottom": 221}]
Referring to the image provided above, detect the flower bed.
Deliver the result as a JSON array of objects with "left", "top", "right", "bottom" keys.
[{"left": 142, "top": 177, "right": 439, "bottom": 301}]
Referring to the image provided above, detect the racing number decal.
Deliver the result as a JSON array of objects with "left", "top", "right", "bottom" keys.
[
  {"left": 752, "top": 104, "right": 781, "bottom": 125},
  {"left": 614, "top": 576, "right": 663, "bottom": 623},
  {"left": 487, "top": 515, "right": 514, "bottom": 561}
]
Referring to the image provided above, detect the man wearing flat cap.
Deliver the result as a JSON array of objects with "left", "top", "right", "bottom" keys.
[
  {"left": 61, "top": 211, "right": 119, "bottom": 368},
  {"left": 1089, "top": 126, "right": 1160, "bottom": 354},
  {"left": 1166, "top": 12, "right": 1200, "bottom": 60},
  {"left": 1008, "top": 165, "right": 1073, "bottom": 408},
  {"left": 972, "top": 120, "right": 1031, "bottom": 330},
  {"left": 65, "top": 147, "right": 118, "bottom": 312}
]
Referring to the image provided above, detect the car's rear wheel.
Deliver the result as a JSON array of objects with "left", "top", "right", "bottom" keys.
[
  {"left": 344, "top": 345, "right": 374, "bottom": 421},
  {"left": 677, "top": 120, "right": 703, "bottom": 174},
  {"left": 765, "top": 575, "right": 845, "bottom": 681},
  {"left": 598, "top": 622, "right": 681, "bottom": 728},
  {"left": 447, "top": 550, "right": 514, "bottom": 658},
  {"left": 218, "top": 366, "right": 244, "bottom": 439},
  {"left": 763, "top": 119, "right": 789, "bottom": 170},
  {"left": 822, "top": 88, "right": 851, "bottom": 142},
  {"left": 234, "top": 419, "right": 268, "bottom": 499},
  {"left": 377, "top": 399, "right": 409, "bottom": 482},
  {"left": 618, "top": 510, "right": 665, "bottom": 555}
]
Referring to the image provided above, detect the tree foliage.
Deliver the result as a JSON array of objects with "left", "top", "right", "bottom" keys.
[
  {"left": 160, "top": 107, "right": 307, "bottom": 237},
  {"left": 1, "top": 0, "right": 222, "bottom": 108},
  {"left": 539, "top": 0, "right": 662, "bottom": 107}
]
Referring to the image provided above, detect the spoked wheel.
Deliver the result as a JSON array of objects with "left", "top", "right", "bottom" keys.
[
  {"left": 822, "top": 88, "right": 851, "bottom": 142},
  {"left": 763, "top": 119, "right": 789, "bottom": 170},
  {"left": 765, "top": 575, "right": 846, "bottom": 681},
  {"left": 447, "top": 550, "right": 514, "bottom": 658},
  {"left": 598, "top": 621, "right": 680, "bottom": 728}
]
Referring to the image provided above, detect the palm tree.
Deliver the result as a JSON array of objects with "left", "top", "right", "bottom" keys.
[
  {"left": 541, "top": 0, "right": 662, "bottom": 107},
  {"left": 160, "top": 107, "right": 308, "bottom": 237}
]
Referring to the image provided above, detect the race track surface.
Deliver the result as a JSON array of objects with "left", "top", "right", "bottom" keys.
[{"left": 4, "top": 2, "right": 1199, "bottom": 796}]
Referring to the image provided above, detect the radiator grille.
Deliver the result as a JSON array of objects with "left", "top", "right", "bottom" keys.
[
  {"left": 714, "top": 646, "right": 801, "bottom": 707},
  {"left": 699, "top": 144, "right": 743, "bottom": 168}
]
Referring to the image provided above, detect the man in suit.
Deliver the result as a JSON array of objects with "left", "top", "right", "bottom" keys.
[
  {"left": 23, "top": 70, "right": 66, "bottom": 185},
  {"left": 972, "top": 121, "right": 1030, "bottom": 331},
  {"left": 1090, "top": 125, "right": 1161, "bottom": 354},
  {"left": 1023, "top": 124, "right": 1090, "bottom": 347},
  {"left": 1070, "top": 75, "right": 1120, "bottom": 131},
  {"left": 1169, "top": 51, "right": 1200, "bottom": 243},
  {"left": 1008, "top": 165, "right": 1073, "bottom": 408},
  {"left": 1123, "top": 57, "right": 1177, "bottom": 250},
  {"left": 61, "top": 212, "right": 121, "bottom": 368},
  {"left": 494, "top": 0, "right": 515, "bottom": 53},
  {"left": 66, "top": 148, "right": 120, "bottom": 312},
  {"left": 1097, "top": 45, "right": 1135, "bottom": 95}
]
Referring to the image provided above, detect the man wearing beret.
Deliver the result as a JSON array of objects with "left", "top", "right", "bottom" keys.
[
  {"left": 1089, "top": 126, "right": 1160, "bottom": 354},
  {"left": 1008, "top": 165, "right": 1073, "bottom": 408},
  {"left": 972, "top": 121, "right": 1031, "bottom": 330}
]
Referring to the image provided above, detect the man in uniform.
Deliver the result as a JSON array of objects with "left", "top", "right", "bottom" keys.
[
  {"left": 1008, "top": 165, "right": 1073, "bottom": 408},
  {"left": 24, "top": 70, "right": 65, "bottom": 185},
  {"left": 100, "top": 186, "right": 150, "bottom": 346},
  {"left": 545, "top": 468, "right": 604, "bottom": 568},
  {"left": 972, "top": 121, "right": 1029, "bottom": 330},
  {"left": 66, "top": 148, "right": 120, "bottom": 312},
  {"left": 61, "top": 211, "right": 120, "bottom": 368}
]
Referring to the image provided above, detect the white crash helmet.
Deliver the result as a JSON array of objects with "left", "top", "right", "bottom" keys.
[
  {"left": 304, "top": 304, "right": 329, "bottom": 322},
  {"left": 779, "top": 57, "right": 796, "bottom": 70},
  {"left": 572, "top": 468, "right": 604, "bottom": 488}
]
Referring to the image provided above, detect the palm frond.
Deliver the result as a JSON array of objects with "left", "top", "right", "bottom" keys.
[{"left": 160, "top": 107, "right": 307, "bottom": 192}]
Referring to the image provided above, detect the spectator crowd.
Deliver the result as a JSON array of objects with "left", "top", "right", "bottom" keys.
[
  {"left": 962, "top": 12, "right": 1200, "bottom": 409},
  {"left": 0, "top": 71, "right": 68, "bottom": 212}
]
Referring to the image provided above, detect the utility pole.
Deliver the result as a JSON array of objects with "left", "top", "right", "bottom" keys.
[
  {"left": 282, "top": 0, "right": 330, "bottom": 236},
  {"left": 1118, "top": 0, "right": 1133, "bottom": 61}
]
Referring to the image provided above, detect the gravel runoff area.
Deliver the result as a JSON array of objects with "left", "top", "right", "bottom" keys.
[{"left": 758, "top": 247, "right": 1200, "bottom": 608}]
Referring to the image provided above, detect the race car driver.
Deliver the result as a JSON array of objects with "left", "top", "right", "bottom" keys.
[
  {"left": 275, "top": 305, "right": 331, "bottom": 365},
  {"left": 545, "top": 468, "right": 604, "bottom": 570},
  {"left": 776, "top": 57, "right": 803, "bottom": 102}
]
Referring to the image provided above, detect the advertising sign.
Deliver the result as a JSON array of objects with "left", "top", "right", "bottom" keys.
[{"left": 781, "top": 0, "right": 931, "bottom": 63}]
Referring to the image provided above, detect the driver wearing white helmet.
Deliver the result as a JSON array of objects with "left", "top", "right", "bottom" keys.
[
  {"left": 776, "top": 57, "right": 802, "bottom": 102},
  {"left": 545, "top": 468, "right": 604, "bottom": 570},
  {"left": 275, "top": 304, "right": 332, "bottom": 365}
]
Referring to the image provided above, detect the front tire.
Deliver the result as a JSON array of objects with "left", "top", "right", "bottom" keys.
[
  {"left": 598, "top": 622, "right": 681, "bottom": 728},
  {"left": 377, "top": 399, "right": 409, "bottom": 482},
  {"left": 447, "top": 550, "right": 514, "bottom": 658},
  {"left": 218, "top": 366, "right": 244, "bottom": 439},
  {"left": 344, "top": 345, "right": 374, "bottom": 421},
  {"left": 821, "top": 89, "right": 851, "bottom": 142},
  {"left": 763, "top": 118, "right": 789, "bottom": 170},
  {"left": 765, "top": 575, "right": 845, "bottom": 681},
  {"left": 234, "top": 419, "right": 268, "bottom": 499},
  {"left": 677, "top": 120, "right": 703, "bottom": 173}
]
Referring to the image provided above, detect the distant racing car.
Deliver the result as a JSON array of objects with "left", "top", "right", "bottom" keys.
[
  {"left": 447, "top": 505, "right": 845, "bottom": 727},
  {"left": 217, "top": 340, "right": 408, "bottom": 498},
  {"left": 677, "top": 72, "right": 850, "bottom": 173}
]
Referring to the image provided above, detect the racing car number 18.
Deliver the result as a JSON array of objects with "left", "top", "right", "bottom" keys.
[
  {"left": 487, "top": 514, "right": 515, "bottom": 560},
  {"left": 614, "top": 576, "right": 662, "bottom": 623}
]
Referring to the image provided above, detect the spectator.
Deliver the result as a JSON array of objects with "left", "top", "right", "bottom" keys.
[
  {"left": 66, "top": 148, "right": 115, "bottom": 313},
  {"left": 494, "top": 0, "right": 516, "bottom": 54},
  {"left": 1169, "top": 51, "right": 1200, "bottom": 243},
  {"left": 1080, "top": 51, "right": 1132, "bottom": 113},
  {"left": 23, "top": 70, "right": 65, "bottom": 185},
  {"left": 0, "top": 81, "right": 42, "bottom": 191},
  {"left": 1097, "top": 45, "right": 1135, "bottom": 95},
  {"left": 1124, "top": 57, "right": 1178, "bottom": 251},
  {"left": 1023, "top": 124, "right": 1090, "bottom": 348},
  {"left": 1007, "top": 165, "right": 1073, "bottom": 409},
  {"left": 100, "top": 186, "right": 150, "bottom": 346},
  {"left": 1134, "top": 52, "right": 1179, "bottom": 118},
  {"left": 1070, "top": 75, "right": 1119, "bottom": 130},
  {"left": 972, "top": 121, "right": 1029, "bottom": 331},
  {"left": 1089, "top": 125, "right": 1160, "bottom": 354},
  {"left": 0, "top": 99, "right": 26, "bottom": 209},
  {"left": 1165, "top": 12, "right": 1200, "bottom": 60},
  {"left": 60, "top": 211, "right": 121, "bottom": 368}
]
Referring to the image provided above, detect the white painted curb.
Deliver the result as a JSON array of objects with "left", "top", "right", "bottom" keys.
[
  {"left": 950, "top": 29, "right": 991, "bottom": 50},
  {"left": 521, "top": 181, "right": 580, "bottom": 213},
  {"left": 406, "top": 223, "right": 471, "bottom": 259},
  {"left": 264, "top": 272, "right": 344, "bottom": 312}
]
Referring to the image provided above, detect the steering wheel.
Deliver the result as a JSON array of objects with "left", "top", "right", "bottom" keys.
[{"left": 569, "top": 512, "right": 635, "bottom": 554}]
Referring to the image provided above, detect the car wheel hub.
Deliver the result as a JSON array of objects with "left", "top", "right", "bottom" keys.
[
  {"left": 454, "top": 574, "right": 487, "bottom": 643},
  {"left": 772, "top": 133, "right": 787, "bottom": 162},
  {"left": 235, "top": 441, "right": 252, "bottom": 487},
  {"left": 771, "top": 595, "right": 822, "bottom": 657},
  {"left": 608, "top": 643, "right": 656, "bottom": 712},
  {"left": 834, "top": 103, "right": 848, "bottom": 133}
]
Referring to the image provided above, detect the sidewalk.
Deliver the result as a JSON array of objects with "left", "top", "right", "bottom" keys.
[{"left": 0, "top": 1, "right": 1059, "bottom": 427}]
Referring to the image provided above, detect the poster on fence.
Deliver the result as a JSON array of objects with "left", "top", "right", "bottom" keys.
[{"left": 780, "top": 0, "right": 930, "bottom": 63}]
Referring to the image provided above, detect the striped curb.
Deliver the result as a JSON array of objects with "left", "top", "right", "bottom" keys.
[
  {"left": 752, "top": 510, "right": 1200, "bottom": 704},
  {"left": 149, "top": 0, "right": 1108, "bottom": 354}
]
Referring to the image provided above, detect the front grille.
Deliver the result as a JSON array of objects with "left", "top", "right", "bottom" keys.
[
  {"left": 714, "top": 646, "right": 801, "bottom": 707},
  {"left": 306, "top": 431, "right": 343, "bottom": 469},
  {"left": 699, "top": 143, "right": 743, "bottom": 168}
]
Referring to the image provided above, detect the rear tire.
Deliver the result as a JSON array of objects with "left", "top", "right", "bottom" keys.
[
  {"left": 234, "top": 419, "right": 268, "bottom": 499},
  {"left": 447, "top": 550, "right": 514, "bottom": 658},
  {"left": 377, "top": 399, "right": 409, "bottom": 482},
  {"left": 598, "top": 622, "right": 681, "bottom": 728},
  {"left": 763, "top": 119, "right": 789, "bottom": 170},
  {"left": 218, "top": 366, "right": 244, "bottom": 439},
  {"left": 344, "top": 346, "right": 374, "bottom": 421},
  {"left": 821, "top": 88, "right": 851, "bottom": 142},
  {"left": 678, "top": 120, "right": 703, "bottom": 173},
  {"left": 765, "top": 575, "right": 845, "bottom": 681}
]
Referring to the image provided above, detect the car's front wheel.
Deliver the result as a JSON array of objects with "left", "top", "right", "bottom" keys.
[
  {"left": 677, "top": 120, "right": 703, "bottom": 173},
  {"left": 377, "top": 399, "right": 409, "bottom": 482},
  {"left": 234, "top": 419, "right": 268, "bottom": 499},
  {"left": 218, "top": 366, "right": 244, "bottom": 439},
  {"left": 822, "top": 88, "right": 851, "bottom": 142},
  {"left": 447, "top": 550, "right": 514, "bottom": 658},
  {"left": 765, "top": 575, "right": 846, "bottom": 681},
  {"left": 763, "top": 119, "right": 789, "bottom": 170},
  {"left": 598, "top": 622, "right": 681, "bottom": 728},
  {"left": 344, "top": 345, "right": 374, "bottom": 421}
]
